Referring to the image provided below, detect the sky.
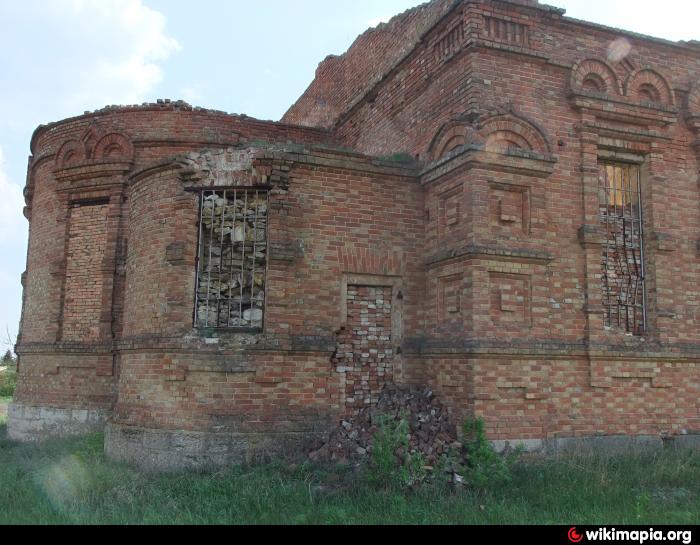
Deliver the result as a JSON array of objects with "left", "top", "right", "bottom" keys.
[{"left": 0, "top": 0, "right": 698, "bottom": 353}]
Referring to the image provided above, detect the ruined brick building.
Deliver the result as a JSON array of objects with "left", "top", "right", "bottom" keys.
[{"left": 9, "top": 0, "right": 700, "bottom": 469}]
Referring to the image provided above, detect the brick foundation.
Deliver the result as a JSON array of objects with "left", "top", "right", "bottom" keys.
[{"left": 105, "top": 423, "right": 328, "bottom": 472}]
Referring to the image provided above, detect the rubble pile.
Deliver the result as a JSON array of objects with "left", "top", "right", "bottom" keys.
[{"left": 310, "top": 383, "right": 460, "bottom": 467}]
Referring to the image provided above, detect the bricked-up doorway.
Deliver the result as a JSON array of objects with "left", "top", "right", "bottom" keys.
[
  {"left": 334, "top": 276, "right": 403, "bottom": 415},
  {"left": 61, "top": 201, "right": 110, "bottom": 342}
]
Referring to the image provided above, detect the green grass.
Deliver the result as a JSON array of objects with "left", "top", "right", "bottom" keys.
[{"left": 0, "top": 423, "right": 698, "bottom": 524}]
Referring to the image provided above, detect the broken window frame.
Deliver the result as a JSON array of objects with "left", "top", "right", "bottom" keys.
[
  {"left": 598, "top": 161, "right": 647, "bottom": 336},
  {"left": 192, "top": 186, "right": 271, "bottom": 331}
]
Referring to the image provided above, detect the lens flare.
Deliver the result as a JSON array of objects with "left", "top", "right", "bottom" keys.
[
  {"left": 607, "top": 38, "right": 632, "bottom": 63},
  {"left": 33, "top": 455, "right": 91, "bottom": 515}
]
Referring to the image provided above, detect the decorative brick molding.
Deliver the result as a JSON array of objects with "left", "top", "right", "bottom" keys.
[
  {"left": 571, "top": 58, "right": 623, "bottom": 96},
  {"left": 478, "top": 113, "right": 551, "bottom": 155},
  {"left": 428, "top": 112, "right": 551, "bottom": 161},
  {"left": 54, "top": 126, "right": 134, "bottom": 174},
  {"left": 55, "top": 139, "right": 86, "bottom": 170},
  {"left": 437, "top": 274, "right": 463, "bottom": 325},
  {"left": 624, "top": 68, "right": 676, "bottom": 106},
  {"left": 489, "top": 272, "right": 532, "bottom": 327},
  {"left": 430, "top": 123, "right": 480, "bottom": 161},
  {"left": 590, "top": 361, "right": 672, "bottom": 389},
  {"left": 489, "top": 182, "right": 531, "bottom": 234}
]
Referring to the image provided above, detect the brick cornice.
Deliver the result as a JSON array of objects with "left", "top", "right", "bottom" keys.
[
  {"left": 569, "top": 92, "right": 679, "bottom": 127},
  {"left": 421, "top": 146, "right": 556, "bottom": 185},
  {"left": 426, "top": 244, "right": 554, "bottom": 268}
]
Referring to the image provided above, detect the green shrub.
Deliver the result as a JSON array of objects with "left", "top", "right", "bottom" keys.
[
  {"left": 460, "top": 417, "right": 520, "bottom": 489},
  {"left": 365, "top": 413, "right": 426, "bottom": 489}
]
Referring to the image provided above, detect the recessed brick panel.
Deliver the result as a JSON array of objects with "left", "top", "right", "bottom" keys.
[
  {"left": 489, "top": 272, "right": 532, "bottom": 327},
  {"left": 438, "top": 185, "right": 463, "bottom": 237},
  {"left": 489, "top": 183, "right": 530, "bottom": 234},
  {"left": 438, "top": 274, "right": 463, "bottom": 326},
  {"left": 62, "top": 203, "right": 109, "bottom": 342}
]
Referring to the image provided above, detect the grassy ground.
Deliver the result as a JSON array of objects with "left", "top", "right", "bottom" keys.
[{"left": 0, "top": 415, "right": 698, "bottom": 525}]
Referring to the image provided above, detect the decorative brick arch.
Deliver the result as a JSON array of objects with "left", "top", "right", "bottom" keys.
[
  {"left": 571, "top": 58, "right": 622, "bottom": 95},
  {"left": 625, "top": 68, "right": 675, "bottom": 106},
  {"left": 688, "top": 81, "right": 700, "bottom": 115},
  {"left": 428, "top": 121, "right": 480, "bottom": 161},
  {"left": 477, "top": 114, "right": 551, "bottom": 155},
  {"left": 81, "top": 124, "right": 102, "bottom": 159},
  {"left": 93, "top": 132, "right": 134, "bottom": 162},
  {"left": 55, "top": 139, "right": 86, "bottom": 169}
]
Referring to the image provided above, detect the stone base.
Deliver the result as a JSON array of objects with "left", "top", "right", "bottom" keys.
[
  {"left": 105, "top": 423, "right": 330, "bottom": 472},
  {"left": 493, "top": 434, "right": 700, "bottom": 456},
  {"left": 7, "top": 403, "right": 110, "bottom": 442}
]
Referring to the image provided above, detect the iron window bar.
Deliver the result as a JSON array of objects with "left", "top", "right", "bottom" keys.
[
  {"left": 599, "top": 162, "right": 646, "bottom": 336},
  {"left": 194, "top": 188, "right": 269, "bottom": 330}
]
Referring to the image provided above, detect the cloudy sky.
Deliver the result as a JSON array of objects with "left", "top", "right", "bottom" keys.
[{"left": 0, "top": 0, "right": 698, "bottom": 353}]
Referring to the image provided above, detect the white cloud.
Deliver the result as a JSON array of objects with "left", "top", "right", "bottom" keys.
[
  {"left": 61, "top": 0, "right": 181, "bottom": 110},
  {"left": 0, "top": 0, "right": 180, "bottom": 129}
]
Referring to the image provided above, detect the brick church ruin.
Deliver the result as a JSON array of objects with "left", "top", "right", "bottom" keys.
[{"left": 9, "top": 0, "right": 700, "bottom": 469}]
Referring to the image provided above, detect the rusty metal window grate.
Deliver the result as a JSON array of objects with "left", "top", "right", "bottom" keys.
[
  {"left": 195, "top": 188, "right": 268, "bottom": 329},
  {"left": 599, "top": 162, "right": 646, "bottom": 335}
]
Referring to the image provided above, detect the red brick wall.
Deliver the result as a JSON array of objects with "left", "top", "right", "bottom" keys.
[
  {"left": 110, "top": 151, "right": 424, "bottom": 434},
  {"left": 14, "top": 354, "right": 116, "bottom": 411}
]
